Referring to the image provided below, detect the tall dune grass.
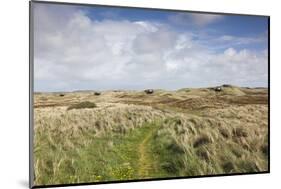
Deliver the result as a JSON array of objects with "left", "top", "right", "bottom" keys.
[{"left": 33, "top": 88, "right": 268, "bottom": 185}]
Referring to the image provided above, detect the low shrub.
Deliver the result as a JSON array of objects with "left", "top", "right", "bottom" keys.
[{"left": 67, "top": 101, "right": 97, "bottom": 110}]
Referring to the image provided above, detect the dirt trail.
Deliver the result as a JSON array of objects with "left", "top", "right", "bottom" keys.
[{"left": 138, "top": 127, "right": 157, "bottom": 178}]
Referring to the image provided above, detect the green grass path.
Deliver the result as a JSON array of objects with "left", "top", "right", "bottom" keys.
[
  {"left": 112, "top": 123, "right": 163, "bottom": 180},
  {"left": 34, "top": 123, "right": 164, "bottom": 185},
  {"left": 137, "top": 125, "right": 158, "bottom": 178}
]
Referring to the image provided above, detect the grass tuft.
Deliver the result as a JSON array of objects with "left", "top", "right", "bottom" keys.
[
  {"left": 222, "top": 161, "right": 235, "bottom": 172},
  {"left": 232, "top": 127, "right": 248, "bottom": 138},
  {"left": 193, "top": 134, "right": 213, "bottom": 148}
]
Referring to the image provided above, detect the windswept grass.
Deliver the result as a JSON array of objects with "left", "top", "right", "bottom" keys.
[
  {"left": 33, "top": 87, "right": 268, "bottom": 185},
  {"left": 34, "top": 119, "right": 164, "bottom": 184},
  {"left": 150, "top": 112, "right": 268, "bottom": 176}
]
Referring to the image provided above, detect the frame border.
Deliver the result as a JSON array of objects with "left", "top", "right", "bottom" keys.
[
  {"left": 29, "top": 1, "right": 270, "bottom": 188},
  {"left": 29, "top": 1, "right": 34, "bottom": 188}
]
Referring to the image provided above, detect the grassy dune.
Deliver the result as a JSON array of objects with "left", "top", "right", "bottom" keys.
[{"left": 33, "top": 86, "right": 268, "bottom": 185}]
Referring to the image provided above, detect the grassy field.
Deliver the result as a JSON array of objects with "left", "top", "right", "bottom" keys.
[{"left": 33, "top": 85, "right": 268, "bottom": 185}]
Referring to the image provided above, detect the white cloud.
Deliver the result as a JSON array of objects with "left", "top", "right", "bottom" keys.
[
  {"left": 224, "top": 48, "right": 236, "bottom": 56},
  {"left": 33, "top": 4, "right": 268, "bottom": 92},
  {"left": 215, "top": 34, "right": 267, "bottom": 47}
]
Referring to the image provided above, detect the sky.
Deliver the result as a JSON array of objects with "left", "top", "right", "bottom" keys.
[{"left": 33, "top": 2, "right": 268, "bottom": 92}]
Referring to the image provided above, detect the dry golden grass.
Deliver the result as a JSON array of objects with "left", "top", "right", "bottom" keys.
[{"left": 33, "top": 86, "right": 268, "bottom": 185}]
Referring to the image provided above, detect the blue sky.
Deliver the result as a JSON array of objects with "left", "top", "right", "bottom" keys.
[
  {"left": 83, "top": 5, "right": 268, "bottom": 51},
  {"left": 83, "top": 6, "right": 267, "bottom": 36},
  {"left": 33, "top": 3, "right": 268, "bottom": 92}
]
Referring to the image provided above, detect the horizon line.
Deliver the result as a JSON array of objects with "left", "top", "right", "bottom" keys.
[{"left": 34, "top": 85, "right": 268, "bottom": 93}]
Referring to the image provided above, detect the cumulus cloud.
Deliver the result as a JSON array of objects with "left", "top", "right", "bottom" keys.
[{"left": 33, "top": 4, "right": 268, "bottom": 92}]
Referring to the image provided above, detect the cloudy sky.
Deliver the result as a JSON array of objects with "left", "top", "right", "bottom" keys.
[{"left": 33, "top": 3, "right": 268, "bottom": 92}]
